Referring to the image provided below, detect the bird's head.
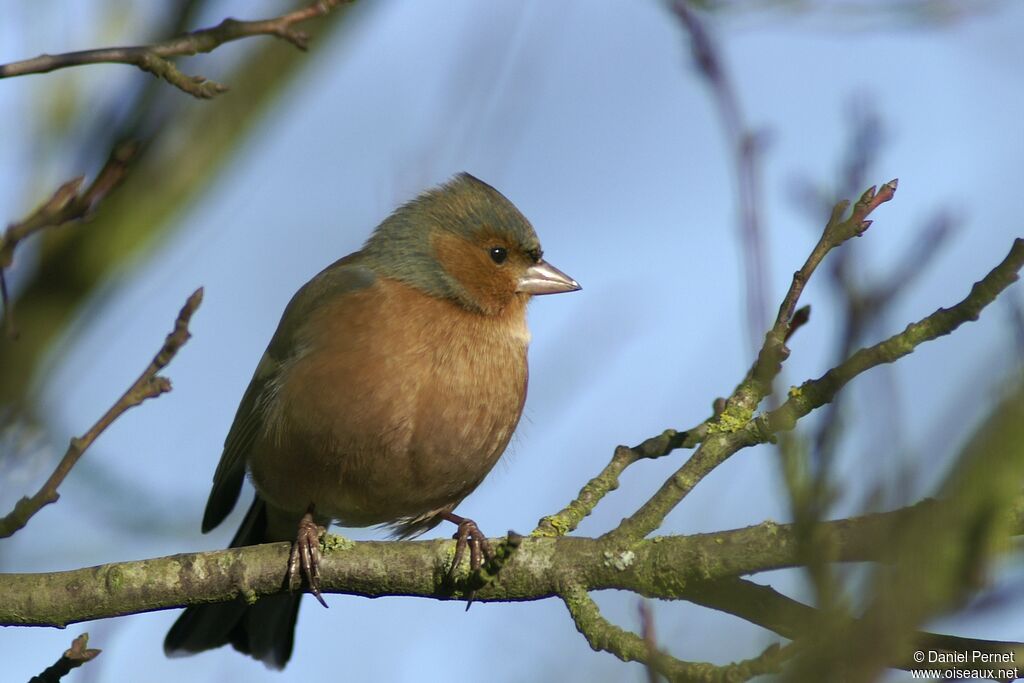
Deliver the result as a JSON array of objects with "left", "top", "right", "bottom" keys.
[{"left": 363, "top": 173, "right": 580, "bottom": 315}]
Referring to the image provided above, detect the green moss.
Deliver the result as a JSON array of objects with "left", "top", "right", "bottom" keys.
[
  {"left": 321, "top": 533, "right": 354, "bottom": 552},
  {"left": 533, "top": 514, "right": 571, "bottom": 537},
  {"left": 647, "top": 563, "right": 688, "bottom": 597},
  {"left": 104, "top": 566, "right": 125, "bottom": 592},
  {"left": 706, "top": 404, "right": 753, "bottom": 434}
]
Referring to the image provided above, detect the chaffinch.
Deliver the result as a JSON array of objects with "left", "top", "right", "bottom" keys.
[{"left": 164, "top": 173, "right": 579, "bottom": 668}]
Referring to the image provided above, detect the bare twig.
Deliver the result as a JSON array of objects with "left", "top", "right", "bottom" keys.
[
  {"left": 0, "top": 0, "right": 350, "bottom": 99},
  {"left": 671, "top": 0, "right": 769, "bottom": 355},
  {"left": 0, "top": 288, "right": 203, "bottom": 538},
  {"left": 28, "top": 633, "right": 101, "bottom": 683},
  {"left": 0, "top": 269, "right": 12, "bottom": 338},
  {"left": 721, "top": 180, "right": 898, "bottom": 426},
  {"left": 638, "top": 602, "right": 664, "bottom": 683},
  {"left": 766, "top": 238, "right": 1024, "bottom": 435},
  {"left": 804, "top": 211, "right": 954, "bottom": 511},
  {"left": 0, "top": 142, "right": 138, "bottom": 338},
  {"left": 533, "top": 429, "right": 696, "bottom": 537},
  {"left": 785, "top": 110, "right": 949, "bottom": 625},
  {"left": 608, "top": 183, "right": 898, "bottom": 541},
  {"left": 783, "top": 305, "right": 811, "bottom": 343},
  {"left": 609, "top": 211, "right": 1015, "bottom": 547}
]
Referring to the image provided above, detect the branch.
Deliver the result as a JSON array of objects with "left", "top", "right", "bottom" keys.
[
  {"left": 0, "top": 142, "right": 137, "bottom": 337},
  {"left": 28, "top": 633, "right": 101, "bottom": 683},
  {"left": 0, "top": 0, "right": 350, "bottom": 99},
  {"left": 7, "top": 500, "right": 1021, "bottom": 626},
  {"left": 783, "top": 375, "right": 1024, "bottom": 681},
  {"left": 670, "top": 0, "right": 769, "bottom": 355},
  {"left": 740, "top": 179, "right": 897, "bottom": 413},
  {"left": 765, "top": 238, "right": 1024, "bottom": 435},
  {"left": 638, "top": 602, "right": 664, "bottom": 683},
  {"left": 685, "top": 578, "right": 1024, "bottom": 679},
  {"left": 533, "top": 429, "right": 695, "bottom": 537},
  {"left": 0, "top": 288, "right": 203, "bottom": 538},
  {"left": 561, "top": 584, "right": 787, "bottom": 682},
  {"left": 608, "top": 197, "right": 1020, "bottom": 546},
  {"left": 4, "top": 499, "right": 1023, "bottom": 678}
]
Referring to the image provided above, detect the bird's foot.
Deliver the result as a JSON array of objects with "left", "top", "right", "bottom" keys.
[
  {"left": 443, "top": 512, "right": 494, "bottom": 580},
  {"left": 441, "top": 512, "right": 495, "bottom": 609},
  {"left": 288, "top": 507, "right": 328, "bottom": 608}
]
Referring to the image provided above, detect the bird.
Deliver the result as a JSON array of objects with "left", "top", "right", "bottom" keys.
[{"left": 164, "top": 173, "right": 580, "bottom": 668}]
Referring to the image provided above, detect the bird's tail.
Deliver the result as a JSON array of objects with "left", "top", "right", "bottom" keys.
[{"left": 163, "top": 496, "right": 302, "bottom": 669}]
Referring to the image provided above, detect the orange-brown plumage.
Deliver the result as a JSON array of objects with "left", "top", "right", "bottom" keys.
[
  {"left": 164, "top": 173, "right": 578, "bottom": 668},
  {"left": 253, "top": 277, "right": 529, "bottom": 534}
]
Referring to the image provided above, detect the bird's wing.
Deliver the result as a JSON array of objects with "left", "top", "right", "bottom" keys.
[
  {"left": 200, "top": 354, "right": 274, "bottom": 532},
  {"left": 200, "top": 256, "right": 377, "bottom": 533}
]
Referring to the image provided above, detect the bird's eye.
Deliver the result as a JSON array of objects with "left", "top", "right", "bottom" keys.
[{"left": 489, "top": 247, "right": 508, "bottom": 264}]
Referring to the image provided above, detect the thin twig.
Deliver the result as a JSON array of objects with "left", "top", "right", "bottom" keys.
[
  {"left": 638, "top": 602, "right": 664, "bottom": 683},
  {"left": 28, "top": 633, "right": 101, "bottom": 683},
  {"left": 618, "top": 232, "right": 1018, "bottom": 542},
  {"left": 0, "top": 268, "right": 12, "bottom": 338},
  {"left": 671, "top": 0, "right": 769, "bottom": 356},
  {"left": 783, "top": 305, "right": 811, "bottom": 343},
  {"left": 0, "top": 0, "right": 351, "bottom": 99},
  {"left": 533, "top": 429, "right": 695, "bottom": 537},
  {"left": 724, "top": 180, "right": 898, "bottom": 424},
  {"left": 0, "top": 288, "right": 203, "bottom": 538},
  {"left": 607, "top": 183, "right": 898, "bottom": 541},
  {"left": 0, "top": 142, "right": 138, "bottom": 338},
  {"left": 786, "top": 111, "right": 945, "bottom": 624},
  {"left": 766, "top": 238, "right": 1024, "bottom": 435}
]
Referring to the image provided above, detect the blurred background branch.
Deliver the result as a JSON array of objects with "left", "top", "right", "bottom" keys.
[
  {"left": 0, "top": 0, "right": 355, "bottom": 413},
  {"left": 0, "top": 0, "right": 350, "bottom": 98}
]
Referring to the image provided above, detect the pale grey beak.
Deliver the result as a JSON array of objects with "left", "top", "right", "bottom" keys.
[{"left": 516, "top": 259, "right": 581, "bottom": 295}]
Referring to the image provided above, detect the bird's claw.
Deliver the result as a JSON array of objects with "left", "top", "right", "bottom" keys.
[
  {"left": 447, "top": 517, "right": 494, "bottom": 582},
  {"left": 442, "top": 513, "right": 494, "bottom": 611},
  {"left": 288, "top": 510, "right": 328, "bottom": 608}
]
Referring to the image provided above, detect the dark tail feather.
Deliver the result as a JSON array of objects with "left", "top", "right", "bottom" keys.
[{"left": 164, "top": 497, "right": 302, "bottom": 669}]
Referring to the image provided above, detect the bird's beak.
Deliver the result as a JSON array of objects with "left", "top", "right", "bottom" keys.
[{"left": 516, "top": 260, "right": 581, "bottom": 295}]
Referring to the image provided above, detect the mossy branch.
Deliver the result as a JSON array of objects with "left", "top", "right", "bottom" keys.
[
  {"left": 533, "top": 429, "right": 695, "bottom": 538},
  {"left": 5, "top": 501, "right": 1024, "bottom": 626},
  {"left": 607, "top": 224, "right": 1019, "bottom": 544},
  {"left": 561, "top": 584, "right": 788, "bottom": 682},
  {"left": 684, "top": 578, "right": 1024, "bottom": 678}
]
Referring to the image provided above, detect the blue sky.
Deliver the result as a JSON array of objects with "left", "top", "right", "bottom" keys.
[{"left": 2, "top": 1, "right": 1023, "bottom": 681}]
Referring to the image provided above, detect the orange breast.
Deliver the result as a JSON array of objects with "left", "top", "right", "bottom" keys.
[{"left": 247, "top": 277, "right": 529, "bottom": 530}]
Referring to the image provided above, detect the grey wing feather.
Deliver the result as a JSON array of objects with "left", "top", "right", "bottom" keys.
[
  {"left": 199, "top": 257, "right": 377, "bottom": 533},
  {"left": 201, "top": 361, "right": 273, "bottom": 533}
]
